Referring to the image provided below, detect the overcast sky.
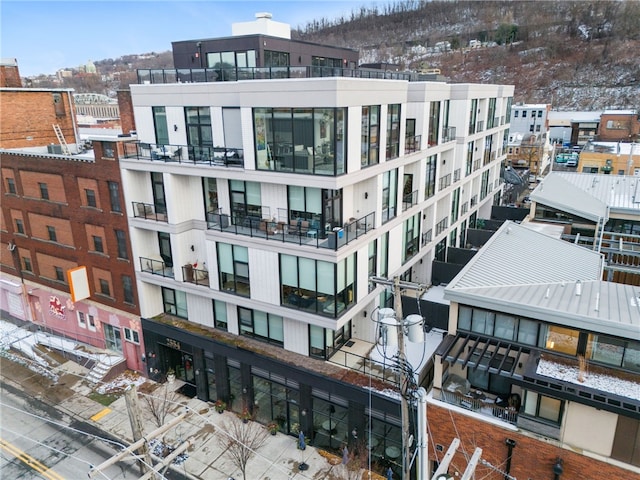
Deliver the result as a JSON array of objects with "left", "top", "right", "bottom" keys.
[{"left": 2, "top": 0, "right": 388, "bottom": 77}]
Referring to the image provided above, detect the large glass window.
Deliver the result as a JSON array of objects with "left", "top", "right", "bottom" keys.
[
  {"left": 217, "top": 243, "right": 250, "bottom": 297},
  {"left": 458, "top": 307, "right": 542, "bottom": 347},
  {"left": 451, "top": 187, "right": 460, "bottom": 223},
  {"left": 213, "top": 299, "right": 227, "bottom": 331},
  {"left": 252, "top": 372, "right": 299, "bottom": 435},
  {"left": 361, "top": 105, "right": 380, "bottom": 167},
  {"left": 263, "top": 50, "right": 289, "bottom": 67},
  {"left": 162, "top": 287, "right": 187, "bottom": 318},
  {"left": 386, "top": 104, "right": 401, "bottom": 159},
  {"left": 365, "top": 410, "right": 403, "bottom": 476},
  {"left": 425, "top": 155, "right": 437, "bottom": 199},
  {"left": 312, "top": 393, "right": 348, "bottom": 450},
  {"left": 288, "top": 186, "right": 323, "bottom": 230},
  {"left": 204, "top": 178, "right": 219, "bottom": 214},
  {"left": 238, "top": 307, "right": 284, "bottom": 346},
  {"left": 402, "top": 213, "right": 420, "bottom": 263},
  {"left": 469, "top": 98, "right": 478, "bottom": 134},
  {"left": 428, "top": 101, "right": 440, "bottom": 146},
  {"left": 382, "top": 169, "right": 398, "bottom": 223},
  {"left": 380, "top": 232, "right": 389, "bottom": 277},
  {"left": 545, "top": 325, "right": 578, "bottom": 355},
  {"left": 587, "top": 335, "right": 640, "bottom": 373},
  {"left": 466, "top": 141, "right": 474, "bottom": 175},
  {"left": 523, "top": 391, "right": 563, "bottom": 424},
  {"left": 280, "top": 254, "right": 356, "bottom": 318},
  {"left": 185, "top": 106, "right": 212, "bottom": 146},
  {"left": 153, "top": 106, "right": 169, "bottom": 145},
  {"left": 368, "top": 240, "right": 377, "bottom": 283},
  {"left": 254, "top": 107, "right": 346, "bottom": 175},
  {"left": 230, "top": 180, "right": 262, "bottom": 224}
]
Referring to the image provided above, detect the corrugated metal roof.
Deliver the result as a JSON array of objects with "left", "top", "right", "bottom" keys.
[
  {"left": 530, "top": 172, "right": 640, "bottom": 220},
  {"left": 446, "top": 221, "right": 603, "bottom": 290},
  {"left": 444, "top": 222, "right": 639, "bottom": 340}
]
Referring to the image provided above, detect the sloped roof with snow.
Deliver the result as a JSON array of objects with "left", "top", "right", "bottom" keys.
[{"left": 444, "top": 222, "right": 640, "bottom": 339}]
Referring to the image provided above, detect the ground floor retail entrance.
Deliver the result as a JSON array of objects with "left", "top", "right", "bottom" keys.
[{"left": 142, "top": 316, "right": 409, "bottom": 476}]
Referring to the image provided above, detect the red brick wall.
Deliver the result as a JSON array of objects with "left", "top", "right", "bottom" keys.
[
  {"left": 0, "top": 90, "right": 77, "bottom": 148},
  {"left": 598, "top": 113, "right": 640, "bottom": 142},
  {"left": 0, "top": 146, "right": 139, "bottom": 316},
  {"left": 117, "top": 89, "right": 136, "bottom": 135},
  {"left": 427, "top": 403, "right": 635, "bottom": 479},
  {"left": 0, "top": 64, "right": 22, "bottom": 88}
]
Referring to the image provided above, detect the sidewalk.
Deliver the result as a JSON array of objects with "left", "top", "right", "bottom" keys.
[{"left": 1, "top": 355, "right": 382, "bottom": 480}]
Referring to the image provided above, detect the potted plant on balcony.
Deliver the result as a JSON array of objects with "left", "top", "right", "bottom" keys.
[
  {"left": 267, "top": 421, "right": 279, "bottom": 435},
  {"left": 214, "top": 399, "right": 226, "bottom": 414},
  {"left": 166, "top": 368, "right": 175, "bottom": 384},
  {"left": 238, "top": 408, "right": 252, "bottom": 424}
]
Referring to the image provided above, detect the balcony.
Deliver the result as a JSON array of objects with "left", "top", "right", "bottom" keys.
[
  {"left": 405, "top": 135, "right": 422, "bottom": 153},
  {"left": 402, "top": 190, "right": 418, "bottom": 211},
  {"left": 442, "top": 126, "right": 456, "bottom": 143},
  {"left": 476, "top": 120, "right": 484, "bottom": 132},
  {"left": 438, "top": 375, "right": 519, "bottom": 425},
  {"left": 327, "top": 339, "right": 399, "bottom": 386},
  {"left": 206, "top": 211, "right": 375, "bottom": 251},
  {"left": 140, "top": 256, "right": 174, "bottom": 278},
  {"left": 137, "top": 66, "right": 416, "bottom": 85},
  {"left": 438, "top": 174, "right": 452, "bottom": 190},
  {"left": 470, "top": 195, "right": 478, "bottom": 207},
  {"left": 435, "top": 217, "right": 449, "bottom": 235},
  {"left": 182, "top": 264, "right": 210, "bottom": 287},
  {"left": 421, "top": 228, "right": 433, "bottom": 246},
  {"left": 132, "top": 201, "right": 167, "bottom": 222},
  {"left": 453, "top": 168, "right": 461, "bottom": 183},
  {"left": 123, "top": 142, "right": 244, "bottom": 168}
]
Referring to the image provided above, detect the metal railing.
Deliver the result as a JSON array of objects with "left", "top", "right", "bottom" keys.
[
  {"left": 137, "top": 66, "right": 417, "bottom": 85},
  {"left": 123, "top": 142, "right": 244, "bottom": 168},
  {"left": 476, "top": 120, "right": 484, "bottom": 132},
  {"left": 421, "top": 228, "right": 433, "bottom": 246},
  {"left": 182, "top": 265, "right": 210, "bottom": 287},
  {"left": 438, "top": 174, "right": 452, "bottom": 190},
  {"left": 435, "top": 217, "right": 449, "bottom": 235},
  {"left": 327, "top": 350, "right": 399, "bottom": 386},
  {"left": 206, "top": 211, "right": 375, "bottom": 251},
  {"left": 439, "top": 389, "right": 518, "bottom": 424},
  {"left": 442, "top": 126, "right": 456, "bottom": 143},
  {"left": 132, "top": 201, "right": 167, "bottom": 222},
  {"left": 140, "top": 256, "right": 174, "bottom": 278},
  {"left": 470, "top": 195, "right": 478, "bottom": 207},
  {"left": 405, "top": 135, "right": 422, "bottom": 153},
  {"left": 402, "top": 190, "right": 418, "bottom": 211},
  {"left": 453, "top": 168, "right": 461, "bottom": 183}
]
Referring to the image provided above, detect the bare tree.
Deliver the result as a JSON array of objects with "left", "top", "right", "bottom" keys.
[
  {"left": 141, "top": 384, "right": 180, "bottom": 428},
  {"left": 216, "top": 416, "right": 269, "bottom": 480}
]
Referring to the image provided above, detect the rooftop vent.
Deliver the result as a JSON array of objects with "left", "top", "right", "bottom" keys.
[{"left": 255, "top": 12, "right": 272, "bottom": 19}]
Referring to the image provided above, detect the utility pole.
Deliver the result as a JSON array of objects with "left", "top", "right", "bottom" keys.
[
  {"left": 370, "top": 276, "right": 427, "bottom": 479},
  {"left": 124, "top": 384, "right": 155, "bottom": 478}
]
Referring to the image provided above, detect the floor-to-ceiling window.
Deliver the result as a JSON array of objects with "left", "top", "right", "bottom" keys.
[
  {"left": 252, "top": 369, "right": 300, "bottom": 435},
  {"left": 361, "top": 105, "right": 380, "bottom": 167},
  {"left": 280, "top": 254, "right": 356, "bottom": 317},
  {"left": 217, "top": 243, "right": 250, "bottom": 296},
  {"left": 428, "top": 101, "right": 440, "bottom": 146},
  {"left": 230, "top": 180, "right": 262, "bottom": 224},
  {"left": 402, "top": 213, "right": 420, "bottom": 263},
  {"left": 153, "top": 106, "right": 169, "bottom": 145},
  {"left": 103, "top": 324, "right": 122, "bottom": 352},
  {"left": 382, "top": 169, "right": 398, "bottom": 223},
  {"left": 425, "top": 155, "right": 437, "bottom": 199},
  {"left": 386, "top": 104, "right": 401, "bottom": 159},
  {"left": 253, "top": 107, "right": 346, "bottom": 175},
  {"left": 161, "top": 287, "right": 187, "bottom": 318},
  {"left": 238, "top": 307, "right": 284, "bottom": 346}
]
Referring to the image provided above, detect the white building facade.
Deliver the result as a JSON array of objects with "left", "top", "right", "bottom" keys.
[{"left": 119, "top": 74, "right": 513, "bottom": 474}]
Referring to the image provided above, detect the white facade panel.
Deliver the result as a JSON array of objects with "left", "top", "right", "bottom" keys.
[
  {"left": 283, "top": 317, "right": 309, "bottom": 355},
  {"left": 248, "top": 249, "right": 280, "bottom": 304}
]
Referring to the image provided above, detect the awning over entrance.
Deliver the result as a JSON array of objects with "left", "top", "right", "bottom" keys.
[{"left": 437, "top": 332, "right": 530, "bottom": 378}]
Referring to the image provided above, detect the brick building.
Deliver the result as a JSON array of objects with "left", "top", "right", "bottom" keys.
[
  {"left": 597, "top": 109, "right": 640, "bottom": 143},
  {"left": 0, "top": 85, "right": 144, "bottom": 374}
]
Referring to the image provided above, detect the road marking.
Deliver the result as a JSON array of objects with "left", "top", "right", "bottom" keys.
[
  {"left": 90, "top": 407, "right": 112, "bottom": 421},
  {"left": 0, "top": 437, "right": 65, "bottom": 480}
]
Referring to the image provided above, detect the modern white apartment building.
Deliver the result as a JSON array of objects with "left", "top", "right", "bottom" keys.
[{"left": 118, "top": 69, "right": 513, "bottom": 474}]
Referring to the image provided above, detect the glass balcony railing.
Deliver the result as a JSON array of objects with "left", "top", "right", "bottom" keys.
[
  {"left": 132, "top": 201, "right": 167, "bottom": 222},
  {"left": 137, "top": 66, "right": 417, "bottom": 85},
  {"left": 182, "top": 264, "right": 210, "bottom": 287},
  {"left": 140, "top": 256, "right": 174, "bottom": 278},
  {"left": 123, "top": 142, "right": 244, "bottom": 168},
  {"left": 206, "top": 211, "right": 376, "bottom": 251}
]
